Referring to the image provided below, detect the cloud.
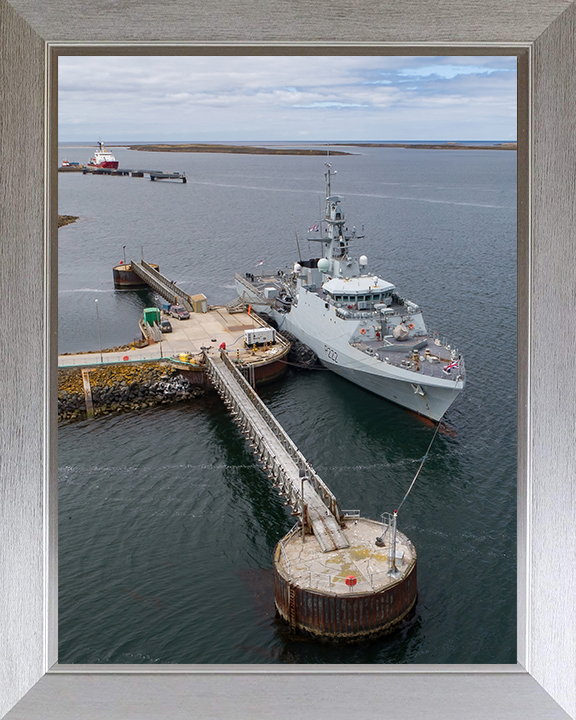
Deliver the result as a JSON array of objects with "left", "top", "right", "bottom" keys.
[
  {"left": 58, "top": 56, "right": 517, "bottom": 141},
  {"left": 398, "top": 64, "right": 513, "bottom": 79}
]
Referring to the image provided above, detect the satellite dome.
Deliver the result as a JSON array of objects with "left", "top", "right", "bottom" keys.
[
  {"left": 294, "top": 263, "right": 301, "bottom": 273},
  {"left": 317, "top": 258, "right": 330, "bottom": 272},
  {"left": 359, "top": 255, "right": 368, "bottom": 266},
  {"left": 393, "top": 323, "right": 410, "bottom": 341}
]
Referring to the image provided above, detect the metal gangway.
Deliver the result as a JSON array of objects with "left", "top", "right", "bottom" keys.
[
  {"left": 130, "top": 259, "right": 194, "bottom": 312},
  {"left": 204, "top": 351, "right": 350, "bottom": 553}
]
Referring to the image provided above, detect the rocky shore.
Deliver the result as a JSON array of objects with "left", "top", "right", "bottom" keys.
[
  {"left": 58, "top": 362, "right": 205, "bottom": 423},
  {"left": 58, "top": 215, "right": 79, "bottom": 227}
]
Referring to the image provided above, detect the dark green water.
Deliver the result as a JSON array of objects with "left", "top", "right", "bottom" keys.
[{"left": 58, "top": 145, "right": 516, "bottom": 663}]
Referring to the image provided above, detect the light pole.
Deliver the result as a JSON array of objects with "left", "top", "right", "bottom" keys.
[
  {"left": 299, "top": 469, "right": 307, "bottom": 542},
  {"left": 95, "top": 299, "right": 103, "bottom": 363}
]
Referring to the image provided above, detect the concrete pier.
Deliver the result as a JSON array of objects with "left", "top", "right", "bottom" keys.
[{"left": 58, "top": 306, "right": 291, "bottom": 382}]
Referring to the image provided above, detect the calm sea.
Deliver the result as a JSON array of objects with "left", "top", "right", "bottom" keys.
[{"left": 58, "top": 144, "right": 517, "bottom": 664}]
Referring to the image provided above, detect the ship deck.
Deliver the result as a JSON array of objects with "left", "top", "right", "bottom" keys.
[
  {"left": 237, "top": 273, "right": 464, "bottom": 383},
  {"left": 350, "top": 338, "right": 461, "bottom": 381}
]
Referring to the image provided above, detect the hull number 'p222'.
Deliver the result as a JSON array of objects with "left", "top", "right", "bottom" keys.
[{"left": 324, "top": 345, "right": 338, "bottom": 364}]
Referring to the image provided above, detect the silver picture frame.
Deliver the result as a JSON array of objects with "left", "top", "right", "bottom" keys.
[{"left": 1, "top": 1, "right": 575, "bottom": 717}]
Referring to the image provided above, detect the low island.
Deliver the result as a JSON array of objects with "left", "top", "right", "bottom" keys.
[
  {"left": 119, "top": 143, "right": 353, "bottom": 156},
  {"left": 117, "top": 141, "right": 516, "bottom": 154},
  {"left": 330, "top": 141, "right": 517, "bottom": 151}
]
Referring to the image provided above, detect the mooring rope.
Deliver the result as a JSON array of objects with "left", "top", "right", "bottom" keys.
[{"left": 396, "top": 418, "right": 444, "bottom": 513}]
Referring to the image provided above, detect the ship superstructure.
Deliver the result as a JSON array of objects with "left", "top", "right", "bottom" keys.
[
  {"left": 235, "top": 163, "right": 465, "bottom": 421},
  {"left": 87, "top": 141, "right": 119, "bottom": 169}
]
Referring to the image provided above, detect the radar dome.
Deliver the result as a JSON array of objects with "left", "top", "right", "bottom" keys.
[
  {"left": 393, "top": 323, "right": 410, "bottom": 341},
  {"left": 359, "top": 255, "right": 368, "bottom": 266},
  {"left": 317, "top": 258, "right": 330, "bottom": 273},
  {"left": 294, "top": 263, "right": 301, "bottom": 273}
]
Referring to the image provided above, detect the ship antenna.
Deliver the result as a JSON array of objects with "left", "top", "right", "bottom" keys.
[
  {"left": 292, "top": 216, "right": 303, "bottom": 262},
  {"left": 324, "top": 161, "right": 332, "bottom": 199}
]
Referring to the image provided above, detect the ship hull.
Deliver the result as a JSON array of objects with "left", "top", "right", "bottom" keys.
[
  {"left": 236, "top": 280, "right": 463, "bottom": 422},
  {"left": 284, "top": 312, "right": 462, "bottom": 422},
  {"left": 87, "top": 161, "right": 119, "bottom": 169}
]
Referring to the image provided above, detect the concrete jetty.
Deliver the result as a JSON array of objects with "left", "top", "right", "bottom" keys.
[{"left": 58, "top": 305, "right": 290, "bottom": 373}]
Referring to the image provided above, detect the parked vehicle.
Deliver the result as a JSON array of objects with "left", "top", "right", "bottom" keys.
[
  {"left": 160, "top": 319, "right": 173, "bottom": 333},
  {"left": 169, "top": 304, "right": 190, "bottom": 320}
]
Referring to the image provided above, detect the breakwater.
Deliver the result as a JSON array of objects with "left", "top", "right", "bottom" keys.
[{"left": 58, "top": 362, "right": 204, "bottom": 423}]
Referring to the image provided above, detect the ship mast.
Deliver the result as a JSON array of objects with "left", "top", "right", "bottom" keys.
[
  {"left": 306, "top": 164, "right": 364, "bottom": 273},
  {"left": 324, "top": 162, "right": 346, "bottom": 257}
]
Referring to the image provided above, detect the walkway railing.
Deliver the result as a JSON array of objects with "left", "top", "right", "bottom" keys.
[
  {"left": 204, "top": 349, "right": 348, "bottom": 552},
  {"left": 219, "top": 350, "right": 342, "bottom": 520},
  {"left": 130, "top": 259, "right": 194, "bottom": 312}
]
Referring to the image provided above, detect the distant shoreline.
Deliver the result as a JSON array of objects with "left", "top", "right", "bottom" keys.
[
  {"left": 117, "top": 144, "right": 353, "bottom": 156},
  {"left": 330, "top": 142, "right": 517, "bottom": 151},
  {"left": 112, "top": 141, "right": 517, "bottom": 154}
]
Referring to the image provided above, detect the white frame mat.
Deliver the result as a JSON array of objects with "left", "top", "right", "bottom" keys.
[{"left": 1, "top": 1, "right": 575, "bottom": 718}]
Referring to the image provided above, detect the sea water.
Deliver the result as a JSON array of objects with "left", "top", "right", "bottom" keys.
[{"left": 58, "top": 144, "right": 516, "bottom": 663}]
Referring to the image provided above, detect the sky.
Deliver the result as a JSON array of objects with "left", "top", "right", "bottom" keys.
[{"left": 58, "top": 55, "right": 517, "bottom": 142}]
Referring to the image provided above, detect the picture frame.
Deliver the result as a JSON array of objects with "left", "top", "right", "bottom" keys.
[{"left": 1, "top": 1, "right": 575, "bottom": 718}]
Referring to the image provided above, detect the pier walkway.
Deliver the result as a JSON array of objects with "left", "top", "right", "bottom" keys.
[
  {"left": 80, "top": 167, "right": 187, "bottom": 182},
  {"left": 130, "top": 259, "right": 194, "bottom": 311},
  {"left": 204, "top": 350, "right": 349, "bottom": 553}
]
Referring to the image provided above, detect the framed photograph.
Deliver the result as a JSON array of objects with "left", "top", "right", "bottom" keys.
[
  {"left": 1, "top": 1, "right": 575, "bottom": 719},
  {"left": 56, "top": 53, "right": 518, "bottom": 667}
]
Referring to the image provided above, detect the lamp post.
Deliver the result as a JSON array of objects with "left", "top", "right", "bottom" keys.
[
  {"left": 95, "top": 299, "right": 103, "bottom": 363},
  {"left": 299, "top": 469, "right": 307, "bottom": 542}
]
